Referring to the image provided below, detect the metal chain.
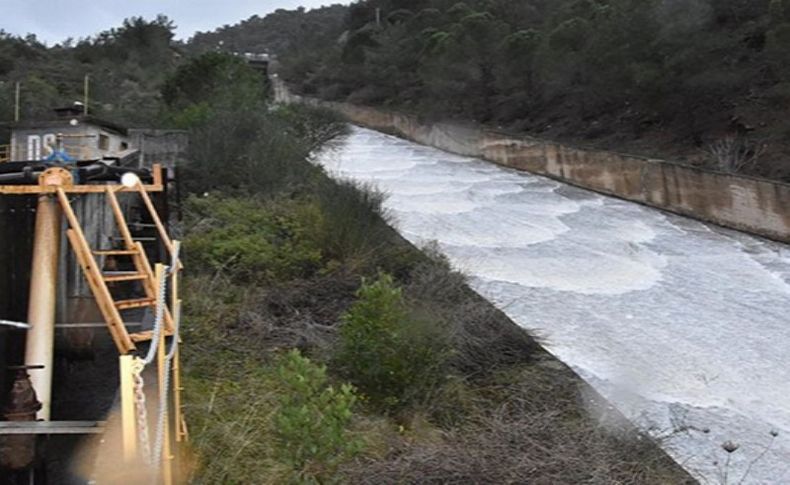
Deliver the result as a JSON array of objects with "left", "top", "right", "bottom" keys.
[
  {"left": 139, "top": 242, "right": 184, "bottom": 467},
  {"left": 143, "top": 264, "right": 169, "bottom": 366},
  {"left": 131, "top": 357, "right": 152, "bottom": 464}
]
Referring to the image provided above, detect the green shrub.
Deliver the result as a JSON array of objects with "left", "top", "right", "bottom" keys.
[
  {"left": 164, "top": 54, "right": 347, "bottom": 196},
  {"left": 333, "top": 273, "right": 450, "bottom": 413},
  {"left": 184, "top": 195, "right": 323, "bottom": 282},
  {"left": 180, "top": 110, "right": 316, "bottom": 195},
  {"left": 274, "top": 350, "right": 361, "bottom": 483}
]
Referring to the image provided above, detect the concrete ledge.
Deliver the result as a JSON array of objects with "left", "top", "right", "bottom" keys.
[{"left": 275, "top": 82, "right": 790, "bottom": 243}]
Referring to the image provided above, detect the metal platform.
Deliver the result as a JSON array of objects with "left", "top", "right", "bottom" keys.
[
  {"left": 0, "top": 164, "right": 164, "bottom": 195},
  {"left": 0, "top": 421, "right": 105, "bottom": 435}
]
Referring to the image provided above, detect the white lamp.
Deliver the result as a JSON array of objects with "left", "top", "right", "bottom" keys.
[{"left": 121, "top": 172, "right": 140, "bottom": 188}]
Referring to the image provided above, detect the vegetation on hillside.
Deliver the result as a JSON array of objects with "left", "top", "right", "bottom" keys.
[
  {"left": 0, "top": 16, "right": 177, "bottom": 126},
  {"left": 196, "top": 0, "right": 790, "bottom": 179},
  {"left": 188, "top": 5, "right": 347, "bottom": 57},
  {"left": 8, "top": 2, "right": 788, "bottom": 178}
]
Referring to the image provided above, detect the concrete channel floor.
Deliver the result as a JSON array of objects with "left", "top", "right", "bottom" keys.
[{"left": 315, "top": 126, "right": 790, "bottom": 484}]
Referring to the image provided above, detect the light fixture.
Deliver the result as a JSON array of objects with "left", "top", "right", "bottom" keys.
[{"left": 121, "top": 172, "right": 140, "bottom": 188}]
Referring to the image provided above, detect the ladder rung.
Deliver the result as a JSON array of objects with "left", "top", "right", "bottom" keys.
[
  {"left": 115, "top": 298, "right": 156, "bottom": 310},
  {"left": 103, "top": 272, "right": 148, "bottom": 283},
  {"left": 110, "top": 236, "right": 157, "bottom": 242},
  {"left": 93, "top": 249, "right": 139, "bottom": 256},
  {"left": 129, "top": 329, "right": 173, "bottom": 343},
  {"left": 56, "top": 322, "right": 143, "bottom": 329}
]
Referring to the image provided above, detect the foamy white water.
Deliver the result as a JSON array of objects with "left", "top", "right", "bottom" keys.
[{"left": 315, "top": 126, "right": 790, "bottom": 484}]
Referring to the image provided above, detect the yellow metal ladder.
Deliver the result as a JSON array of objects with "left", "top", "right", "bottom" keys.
[
  {"left": 0, "top": 144, "right": 10, "bottom": 163},
  {"left": 56, "top": 186, "right": 174, "bottom": 354}
]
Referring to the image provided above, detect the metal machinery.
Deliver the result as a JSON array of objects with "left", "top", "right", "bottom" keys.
[{"left": 0, "top": 158, "right": 186, "bottom": 483}]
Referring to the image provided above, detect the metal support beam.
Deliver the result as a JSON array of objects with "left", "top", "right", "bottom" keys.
[{"left": 0, "top": 421, "right": 105, "bottom": 435}]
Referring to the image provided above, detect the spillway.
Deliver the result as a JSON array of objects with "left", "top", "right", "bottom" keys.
[{"left": 315, "top": 126, "right": 790, "bottom": 484}]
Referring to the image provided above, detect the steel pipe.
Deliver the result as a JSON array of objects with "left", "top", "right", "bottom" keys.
[{"left": 23, "top": 194, "right": 61, "bottom": 420}]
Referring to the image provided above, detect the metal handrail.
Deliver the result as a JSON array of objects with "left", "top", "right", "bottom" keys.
[{"left": 0, "top": 319, "right": 30, "bottom": 329}]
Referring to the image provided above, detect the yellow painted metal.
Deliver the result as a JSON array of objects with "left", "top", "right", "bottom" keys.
[
  {"left": 102, "top": 273, "right": 147, "bottom": 283},
  {"left": 15, "top": 164, "right": 186, "bottom": 472},
  {"left": 135, "top": 179, "right": 182, "bottom": 270},
  {"left": 171, "top": 240, "right": 185, "bottom": 443},
  {"left": 24, "top": 194, "right": 61, "bottom": 420},
  {"left": 58, "top": 188, "right": 136, "bottom": 354},
  {"left": 155, "top": 264, "right": 174, "bottom": 485},
  {"left": 0, "top": 163, "right": 165, "bottom": 194},
  {"left": 136, "top": 182, "right": 172, "bottom": 254},
  {"left": 0, "top": 183, "right": 164, "bottom": 195},
  {"left": 114, "top": 298, "right": 156, "bottom": 310},
  {"left": 173, "top": 347, "right": 185, "bottom": 443},
  {"left": 38, "top": 167, "right": 73, "bottom": 188},
  {"left": 57, "top": 177, "right": 177, "bottom": 353},
  {"left": 128, "top": 329, "right": 173, "bottom": 343},
  {"left": 106, "top": 187, "right": 174, "bottom": 332},
  {"left": 105, "top": 187, "right": 136, "bottom": 250},
  {"left": 119, "top": 355, "right": 137, "bottom": 462}
]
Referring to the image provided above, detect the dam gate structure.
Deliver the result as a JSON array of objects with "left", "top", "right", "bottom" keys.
[{"left": 0, "top": 152, "right": 186, "bottom": 483}]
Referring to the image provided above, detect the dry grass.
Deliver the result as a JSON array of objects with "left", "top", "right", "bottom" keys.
[
  {"left": 342, "top": 359, "right": 694, "bottom": 485},
  {"left": 403, "top": 252, "right": 540, "bottom": 377},
  {"left": 235, "top": 271, "right": 361, "bottom": 355}
]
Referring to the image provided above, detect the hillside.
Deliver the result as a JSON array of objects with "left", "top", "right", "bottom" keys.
[
  {"left": 0, "top": 16, "right": 178, "bottom": 127},
  {"left": 187, "top": 5, "right": 347, "bottom": 55},
  {"left": 200, "top": 0, "right": 790, "bottom": 181}
]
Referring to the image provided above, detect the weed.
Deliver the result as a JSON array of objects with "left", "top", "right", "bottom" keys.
[
  {"left": 273, "top": 350, "right": 361, "bottom": 483},
  {"left": 333, "top": 273, "right": 450, "bottom": 413}
]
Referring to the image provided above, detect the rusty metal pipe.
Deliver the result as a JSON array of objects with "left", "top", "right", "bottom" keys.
[
  {"left": 24, "top": 194, "right": 61, "bottom": 420},
  {"left": 0, "top": 366, "right": 43, "bottom": 470}
]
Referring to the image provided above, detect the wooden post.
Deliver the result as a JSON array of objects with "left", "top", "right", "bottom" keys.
[
  {"left": 119, "top": 355, "right": 137, "bottom": 461},
  {"left": 155, "top": 265, "right": 173, "bottom": 485}
]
